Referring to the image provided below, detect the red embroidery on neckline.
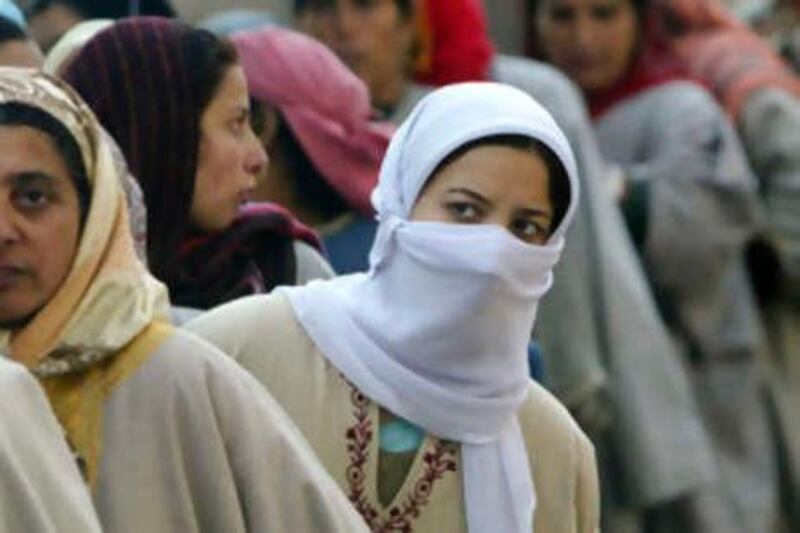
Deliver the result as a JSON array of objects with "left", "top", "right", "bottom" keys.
[{"left": 345, "top": 387, "right": 458, "bottom": 532}]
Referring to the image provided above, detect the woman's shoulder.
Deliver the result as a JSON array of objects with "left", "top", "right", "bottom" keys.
[
  {"left": 130, "top": 325, "right": 259, "bottom": 389},
  {"left": 492, "top": 54, "right": 584, "bottom": 102},
  {"left": 597, "top": 80, "right": 731, "bottom": 154},
  {"left": 518, "top": 380, "right": 594, "bottom": 459},
  {"left": 113, "top": 324, "right": 305, "bottom": 433},
  {"left": 519, "top": 381, "right": 600, "bottom": 531},
  {"left": 185, "top": 291, "right": 309, "bottom": 357},
  {"left": 183, "top": 291, "right": 329, "bottom": 391},
  {"left": 0, "top": 357, "right": 33, "bottom": 389},
  {"left": 0, "top": 359, "right": 56, "bottom": 429},
  {"left": 293, "top": 241, "right": 335, "bottom": 284},
  {"left": 618, "top": 80, "right": 722, "bottom": 118}
]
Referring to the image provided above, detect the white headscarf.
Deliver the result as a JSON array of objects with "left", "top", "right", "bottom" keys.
[{"left": 282, "top": 82, "right": 579, "bottom": 532}]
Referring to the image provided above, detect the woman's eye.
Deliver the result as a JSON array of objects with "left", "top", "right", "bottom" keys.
[
  {"left": 548, "top": 6, "right": 574, "bottom": 22},
  {"left": 14, "top": 188, "right": 49, "bottom": 209},
  {"left": 447, "top": 202, "right": 482, "bottom": 222},
  {"left": 231, "top": 119, "right": 245, "bottom": 135},
  {"left": 513, "top": 219, "right": 546, "bottom": 240}
]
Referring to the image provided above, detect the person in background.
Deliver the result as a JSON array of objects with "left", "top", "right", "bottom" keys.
[
  {"left": 0, "top": 67, "right": 368, "bottom": 532},
  {"left": 529, "top": 1, "right": 775, "bottom": 531},
  {"left": 232, "top": 26, "right": 392, "bottom": 274},
  {"left": 24, "top": 0, "right": 176, "bottom": 52},
  {"left": 294, "top": 0, "right": 421, "bottom": 122},
  {"left": 62, "top": 18, "right": 333, "bottom": 320},
  {"left": 0, "top": 358, "right": 101, "bottom": 532},
  {"left": 295, "top": 3, "right": 719, "bottom": 529},
  {"left": 187, "top": 82, "right": 599, "bottom": 533},
  {"left": 648, "top": 1, "right": 800, "bottom": 527},
  {"left": 0, "top": 1, "right": 43, "bottom": 67}
]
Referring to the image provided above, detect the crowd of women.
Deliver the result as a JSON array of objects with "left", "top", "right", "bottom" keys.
[{"left": 0, "top": 0, "right": 798, "bottom": 532}]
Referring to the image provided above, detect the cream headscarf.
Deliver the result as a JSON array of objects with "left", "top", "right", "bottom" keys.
[
  {"left": 0, "top": 68, "right": 169, "bottom": 375},
  {"left": 283, "top": 82, "right": 579, "bottom": 532},
  {"left": 43, "top": 20, "right": 114, "bottom": 77}
]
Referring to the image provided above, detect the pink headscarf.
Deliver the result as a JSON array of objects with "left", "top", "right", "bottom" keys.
[
  {"left": 232, "top": 27, "right": 394, "bottom": 216},
  {"left": 658, "top": 0, "right": 800, "bottom": 121}
]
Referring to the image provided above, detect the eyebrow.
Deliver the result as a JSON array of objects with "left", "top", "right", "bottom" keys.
[
  {"left": 445, "top": 187, "right": 552, "bottom": 218},
  {"left": 444, "top": 187, "right": 490, "bottom": 205},
  {"left": 6, "top": 171, "right": 59, "bottom": 187},
  {"left": 517, "top": 206, "right": 552, "bottom": 219}
]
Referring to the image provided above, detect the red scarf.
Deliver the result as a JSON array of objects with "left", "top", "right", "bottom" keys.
[
  {"left": 413, "top": 0, "right": 494, "bottom": 85},
  {"left": 586, "top": 40, "right": 689, "bottom": 119}
]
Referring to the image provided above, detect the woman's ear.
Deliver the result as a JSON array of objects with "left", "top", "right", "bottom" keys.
[{"left": 259, "top": 104, "right": 281, "bottom": 151}]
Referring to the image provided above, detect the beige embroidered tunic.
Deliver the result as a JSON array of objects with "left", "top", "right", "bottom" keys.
[{"left": 187, "top": 293, "right": 600, "bottom": 533}]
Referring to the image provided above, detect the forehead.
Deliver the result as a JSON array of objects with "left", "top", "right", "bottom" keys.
[
  {"left": 538, "top": 0, "right": 630, "bottom": 8},
  {"left": 302, "top": 0, "right": 403, "bottom": 11},
  {"left": 427, "top": 144, "right": 551, "bottom": 198},
  {"left": 0, "top": 41, "right": 45, "bottom": 69},
  {"left": 204, "top": 66, "right": 249, "bottom": 115},
  {"left": 0, "top": 125, "right": 71, "bottom": 181}
]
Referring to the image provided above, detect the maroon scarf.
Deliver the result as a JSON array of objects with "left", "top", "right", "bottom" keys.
[{"left": 175, "top": 203, "right": 321, "bottom": 309}]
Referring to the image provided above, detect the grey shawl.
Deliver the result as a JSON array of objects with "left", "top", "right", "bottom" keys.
[{"left": 595, "top": 81, "right": 778, "bottom": 532}]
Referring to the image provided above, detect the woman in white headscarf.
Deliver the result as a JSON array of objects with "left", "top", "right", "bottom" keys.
[{"left": 187, "top": 82, "right": 599, "bottom": 533}]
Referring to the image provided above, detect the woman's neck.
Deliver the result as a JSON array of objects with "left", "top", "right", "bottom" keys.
[{"left": 373, "top": 76, "right": 411, "bottom": 118}]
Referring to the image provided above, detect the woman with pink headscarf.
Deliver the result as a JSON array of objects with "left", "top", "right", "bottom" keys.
[{"left": 232, "top": 26, "right": 393, "bottom": 274}]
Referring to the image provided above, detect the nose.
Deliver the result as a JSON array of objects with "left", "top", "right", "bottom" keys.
[
  {"left": 477, "top": 206, "right": 511, "bottom": 231},
  {"left": 332, "top": 2, "right": 360, "bottom": 39},
  {"left": 244, "top": 132, "right": 268, "bottom": 181},
  {"left": 574, "top": 14, "right": 598, "bottom": 51},
  {"left": 0, "top": 200, "right": 21, "bottom": 248}
]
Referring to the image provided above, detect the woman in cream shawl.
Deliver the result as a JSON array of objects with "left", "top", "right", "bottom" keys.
[{"left": 0, "top": 67, "right": 366, "bottom": 532}]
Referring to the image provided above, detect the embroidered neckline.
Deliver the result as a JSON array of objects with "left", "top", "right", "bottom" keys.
[{"left": 345, "top": 386, "right": 458, "bottom": 532}]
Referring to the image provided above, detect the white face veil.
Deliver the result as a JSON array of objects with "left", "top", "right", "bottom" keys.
[{"left": 282, "top": 82, "right": 579, "bottom": 532}]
